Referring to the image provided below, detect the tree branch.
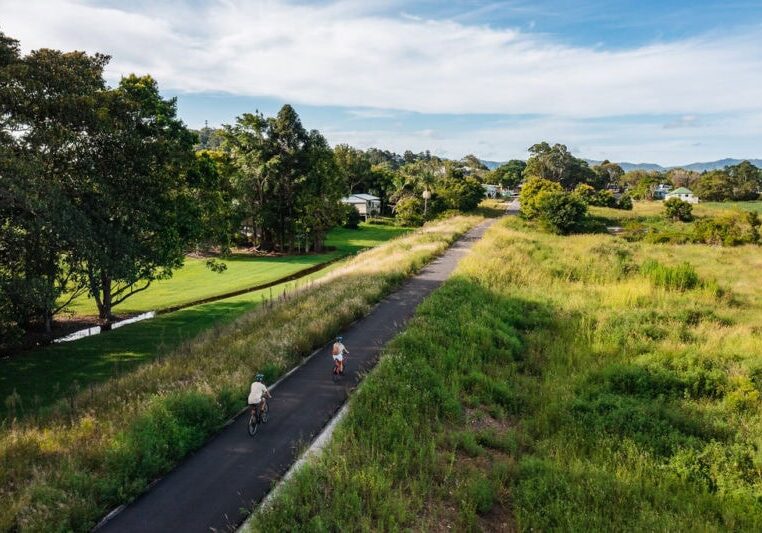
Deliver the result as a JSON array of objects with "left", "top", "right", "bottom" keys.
[{"left": 111, "top": 280, "right": 152, "bottom": 306}]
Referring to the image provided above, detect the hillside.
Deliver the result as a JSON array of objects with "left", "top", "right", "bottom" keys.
[{"left": 481, "top": 158, "right": 762, "bottom": 172}]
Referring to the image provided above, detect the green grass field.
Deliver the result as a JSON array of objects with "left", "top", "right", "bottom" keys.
[
  {"left": 591, "top": 200, "right": 762, "bottom": 221},
  {"left": 254, "top": 215, "right": 762, "bottom": 531},
  {"left": 703, "top": 200, "right": 762, "bottom": 213},
  {"left": 0, "top": 215, "right": 481, "bottom": 532},
  {"left": 0, "top": 224, "right": 408, "bottom": 418},
  {"left": 66, "top": 224, "right": 409, "bottom": 315}
]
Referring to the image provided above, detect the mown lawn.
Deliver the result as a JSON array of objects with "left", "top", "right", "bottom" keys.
[
  {"left": 66, "top": 223, "right": 409, "bottom": 315},
  {"left": 0, "top": 215, "right": 481, "bottom": 532},
  {"left": 253, "top": 215, "right": 762, "bottom": 531},
  {"left": 0, "top": 224, "right": 408, "bottom": 417}
]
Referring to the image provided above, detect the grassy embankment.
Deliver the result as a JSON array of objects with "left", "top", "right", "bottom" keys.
[
  {"left": 0, "top": 224, "right": 407, "bottom": 416},
  {"left": 253, "top": 214, "right": 762, "bottom": 531},
  {"left": 0, "top": 215, "right": 481, "bottom": 532}
]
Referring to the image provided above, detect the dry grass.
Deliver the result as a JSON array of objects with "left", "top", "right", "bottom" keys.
[{"left": 254, "top": 213, "right": 762, "bottom": 531}]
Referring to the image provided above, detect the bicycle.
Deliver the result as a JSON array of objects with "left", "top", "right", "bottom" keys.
[
  {"left": 331, "top": 353, "right": 348, "bottom": 382},
  {"left": 247, "top": 399, "right": 270, "bottom": 437}
]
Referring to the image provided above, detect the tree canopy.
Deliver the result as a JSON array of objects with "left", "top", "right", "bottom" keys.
[
  {"left": 1, "top": 32, "right": 231, "bottom": 335},
  {"left": 222, "top": 105, "right": 342, "bottom": 253},
  {"left": 523, "top": 142, "right": 595, "bottom": 190}
]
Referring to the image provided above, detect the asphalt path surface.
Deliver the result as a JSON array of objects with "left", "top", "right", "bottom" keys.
[{"left": 97, "top": 219, "right": 494, "bottom": 533}]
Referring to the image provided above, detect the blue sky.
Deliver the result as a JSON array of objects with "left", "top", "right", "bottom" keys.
[{"left": 4, "top": 0, "right": 762, "bottom": 165}]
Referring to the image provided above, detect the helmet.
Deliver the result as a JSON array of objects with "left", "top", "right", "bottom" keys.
[
  {"left": 255, "top": 373, "right": 264, "bottom": 382},
  {"left": 336, "top": 336, "right": 343, "bottom": 342}
]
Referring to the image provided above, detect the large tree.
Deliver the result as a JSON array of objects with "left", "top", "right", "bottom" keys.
[
  {"left": 693, "top": 163, "right": 760, "bottom": 202},
  {"left": 298, "top": 131, "right": 343, "bottom": 252},
  {"left": 523, "top": 142, "right": 594, "bottom": 189},
  {"left": 334, "top": 144, "right": 373, "bottom": 194},
  {"left": 223, "top": 105, "right": 343, "bottom": 253},
  {"left": 591, "top": 160, "right": 624, "bottom": 189},
  {"left": 71, "top": 75, "right": 198, "bottom": 321},
  {"left": 0, "top": 34, "right": 106, "bottom": 331},
  {"left": 488, "top": 159, "right": 526, "bottom": 189}
]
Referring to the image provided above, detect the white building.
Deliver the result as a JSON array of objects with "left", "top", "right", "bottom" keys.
[
  {"left": 483, "top": 184, "right": 499, "bottom": 199},
  {"left": 665, "top": 187, "right": 699, "bottom": 204},
  {"left": 341, "top": 194, "right": 381, "bottom": 218}
]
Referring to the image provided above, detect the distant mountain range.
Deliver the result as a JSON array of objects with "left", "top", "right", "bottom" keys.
[{"left": 480, "top": 158, "right": 762, "bottom": 173}]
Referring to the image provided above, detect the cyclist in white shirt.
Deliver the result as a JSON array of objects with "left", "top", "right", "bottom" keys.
[
  {"left": 332, "top": 336, "right": 349, "bottom": 375},
  {"left": 248, "top": 373, "right": 271, "bottom": 420}
]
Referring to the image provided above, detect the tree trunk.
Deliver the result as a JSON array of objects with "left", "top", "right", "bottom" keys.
[
  {"left": 313, "top": 231, "right": 324, "bottom": 253},
  {"left": 99, "top": 274, "right": 114, "bottom": 322}
]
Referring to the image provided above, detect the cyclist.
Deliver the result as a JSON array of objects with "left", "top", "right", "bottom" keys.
[
  {"left": 247, "top": 373, "right": 271, "bottom": 422},
  {"left": 332, "top": 336, "right": 349, "bottom": 375}
]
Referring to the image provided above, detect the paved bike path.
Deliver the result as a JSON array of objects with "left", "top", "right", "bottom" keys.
[{"left": 97, "top": 220, "right": 494, "bottom": 533}]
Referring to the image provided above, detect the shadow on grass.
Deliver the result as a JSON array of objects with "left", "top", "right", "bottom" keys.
[{"left": 0, "top": 299, "right": 258, "bottom": 420}]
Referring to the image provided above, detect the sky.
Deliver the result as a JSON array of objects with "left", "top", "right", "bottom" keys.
[{"left": 3, "top": 0, "right": 762, "bottom": 165}]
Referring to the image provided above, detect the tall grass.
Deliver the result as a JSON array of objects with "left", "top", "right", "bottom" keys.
[
  {"left": 254, "top": 215, "right": 762, "bottom": 531},
  {"left": 640, "top": 259, "right": 701, "bottom": 290},
  {"left": 0, "top": 215, "right": 480, "bottom": 532}
]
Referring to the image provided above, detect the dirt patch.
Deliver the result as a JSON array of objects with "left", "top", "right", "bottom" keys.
[
  {"left": 478, "top": 497, "right": 517, "bottom": 532},
  {"left": 464, "top": 407, "right": 515, "bottom": 433}
]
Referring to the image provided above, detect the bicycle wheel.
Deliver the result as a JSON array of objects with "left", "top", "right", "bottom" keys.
[
  {"left": 247, "top": 410, "right": 258, "bottom": 436},
  {"left": 261, "top": 402, "right": 269, "bottom": 423}
]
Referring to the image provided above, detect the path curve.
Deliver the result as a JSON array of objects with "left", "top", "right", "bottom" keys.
[{"left": 96, "top": 219, "right": 495, "bottom": 533}]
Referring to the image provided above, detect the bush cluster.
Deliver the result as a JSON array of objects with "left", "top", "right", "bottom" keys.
[
  {"left": 574, "top": 184, "right": 632, "bottom": 210},
  {"left": 339, "top": 203, "right": 362, "bottom": 229},
  {"left": 519, "top": 177, "right": 588, "bottom": 234},
  {"left": 664, "top": 198, "right": 694, "bottom": 221},
  {"left": 623, "top": 210, "right": 761, "bottom": 247},
  {"left": 693, "top": 211, "right": 761, "bottom": 246}
]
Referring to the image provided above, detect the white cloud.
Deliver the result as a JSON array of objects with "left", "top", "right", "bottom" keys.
[
  {"left": 345, "top": 108, "right": 401, "bottom": 119},
  {"left": 323, "top": 112, "right": 762, "bottom": 166},
  {"left": 3, "top": 0, "right": 761, "bottom": 164},
  {"left": 3, "top": 0, "right": 762, "bottom": 119}
]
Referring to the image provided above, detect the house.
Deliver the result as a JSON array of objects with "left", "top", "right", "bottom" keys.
[
  {"left": 483, "top": 184, "right": 499, "bottom": 199},
  {"left": 652, "top": 183, "right": 672, "bottom": 200},
  {"left": 665, "top": 187, "right": 699, "bottom": 204},
  {"left": 341, "top": 194, "right": 381, "bottom": 218}
]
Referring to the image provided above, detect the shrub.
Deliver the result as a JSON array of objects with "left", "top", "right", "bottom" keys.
[
  {"left": 748, "top": 211, "right": 761, "bottom": 243},
  {"left": 616, "top": 193, "right": 633, "bottom": 210},
  {"left": 466, "top": 474, "right": 496, "bottom": 514},
  {"left": 693, "top": 211, "right": 760, "bottom": 246},
  {"left": 664, "top": 198, "right": 693, "bottom": 222},
  {"left": 519, "top": 177, "right": 563, "bottom": 218},
  {"left": 435, "top": 175, "right": 485, "bottom": 212},
  {"left": 573, "top": 183, "right": 597, "bottom": 204},
  {"left": 594, "top": 189, "right": 618, "bottom": 208},
  {"left": 340, "top": 203, "right": 362, "bottom": 229},
  {"left": 394, "top": 196, "right": 424, "bottom": 227},
  {"left": 536, "top": 191, "right": 588, "bottom": 235}
]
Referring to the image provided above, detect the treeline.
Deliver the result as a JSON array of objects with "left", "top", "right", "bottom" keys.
[
  {"left": 0, "top": 32, "right": 490, "bottom": 347},
  {"left": 498, "top": 142, "right": 632, "bottom": 234},
  {"left": 200, "top": 128, "right": 488, "bottom": 227},
  {"left": 486, "top": 142, "right": 628, "bottom": 192},
  {"left": 1, "top": 33, "right": 224, "bottom": 340},
  {"left": 622, "top": 161, "right": 762, "bottom": 201}
]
